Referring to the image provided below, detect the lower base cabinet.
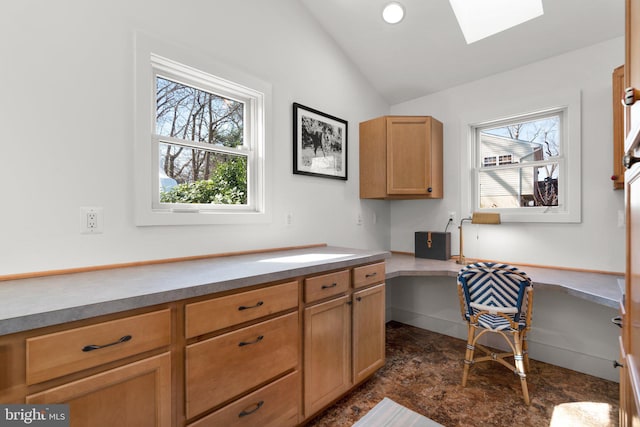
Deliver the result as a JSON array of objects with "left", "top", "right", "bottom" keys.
[
  {"left": 2, "top": 257, "right": 386, "bottom": 427},
  {"left": 27, "top": 352, "right": 172, "bottom": 427},
  {"left": 303, "top": 278, "right": 386, "bottom": 420}
]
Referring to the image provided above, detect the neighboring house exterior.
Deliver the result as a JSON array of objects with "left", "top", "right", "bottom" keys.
[{"left": 479, "top": 133, "right": 544, "bottom": 208}]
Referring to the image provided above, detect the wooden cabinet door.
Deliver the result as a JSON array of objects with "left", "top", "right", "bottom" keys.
[
  {"left": 625, "top": 158, "right": 640, "bottom": 426},
  {"left": 624, "top": 2, "right": 640, "bottom": 426},
  {"left": 386, "top": 116, "right": 432, "bottom": 195},
  {"left": 27, "top": 352, "right": 171, "bottom": 427},
  {"left": 627, "top": 0, "right": 640, "bottom": 135},
  {"left": 352, "top": 284, "right": 385, "bottom": 384},
  {"left": 303, "top": 295, "right": 351, "bottom": 418},
  {"left": 615, "top": 65, "right": 626, "bottom": 189}
]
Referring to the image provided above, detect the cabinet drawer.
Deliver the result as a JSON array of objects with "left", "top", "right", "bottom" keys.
[
  {"left": 185, "top": 312, "right": 298, "bottom": 418},
  {"left": 352, "top": 262, "right": 385, "bottom": 289},
  {"left": 188, "top": 371, "right": 300, "bottom": 427},
  {"left": 27, "top": 352, "right": 172, "bottom": 427},
  {"left": 186, "top": 281, "right": 298, "bottom": 338},
  {"left": 26, "top": 309, "right": 171, "bottom": 385},
  {"left": 304, "top": 270, "right": 350, "bottom": 303}
]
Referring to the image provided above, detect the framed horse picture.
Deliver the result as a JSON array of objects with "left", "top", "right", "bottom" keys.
[{"left": 293, "top": 103, "right": 348, "bottom": 180}]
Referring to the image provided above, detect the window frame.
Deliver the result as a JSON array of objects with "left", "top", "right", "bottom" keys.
[
  {"left": 460, "top": 90, "right": 581, "bottom": 223},
  {"left": 134, "top": 32, "right": 271, "bottom": 226}
]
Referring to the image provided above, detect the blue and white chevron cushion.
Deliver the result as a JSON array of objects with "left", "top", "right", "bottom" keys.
[{"left": 458, "top": 262, "right": 532, "bottom": 331}]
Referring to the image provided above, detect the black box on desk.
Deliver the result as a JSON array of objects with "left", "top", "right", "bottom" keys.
[{"left": 415, "top": 232, "right": 451, "bottom": 261}]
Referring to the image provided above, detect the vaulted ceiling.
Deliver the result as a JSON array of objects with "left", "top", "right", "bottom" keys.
[{"left": 300, "top": 0, "right": 624, "bottom": 104}]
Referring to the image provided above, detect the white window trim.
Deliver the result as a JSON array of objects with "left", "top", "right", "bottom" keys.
[
  {"left": 460, "top": 89, "right": 581, "bottom": 223},
  {"left": 134, "top": 32, "right": 272, "bottom": 226}
]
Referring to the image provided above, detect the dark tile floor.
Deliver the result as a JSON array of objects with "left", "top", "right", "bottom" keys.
[{"left": 305, "top": 321, "right": 619, "bottom": 427}]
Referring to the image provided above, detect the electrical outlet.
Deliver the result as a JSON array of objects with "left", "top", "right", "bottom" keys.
[
  {"left": 448, "top": 211, "right": 456, "bottom": 223},
  {"left": 356, "top": 213, "right": 363, "bottom": 226},
  {"left": 81, "top": 207, "right": 103, "bottom": 234},
  {"left": 285, "top": 212, "right": 293, "bottom": 226}
]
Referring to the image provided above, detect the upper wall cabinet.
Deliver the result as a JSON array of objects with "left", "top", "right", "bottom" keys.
[{"left": 359, "top": 116, "right": 443, "bottom": 199}]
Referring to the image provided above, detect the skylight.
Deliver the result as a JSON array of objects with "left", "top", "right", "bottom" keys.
[{"left": 449, "top": 0, "right": 544, "bottom": 44}]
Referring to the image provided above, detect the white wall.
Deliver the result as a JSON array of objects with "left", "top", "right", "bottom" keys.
[
  {"left": 390, "top": 37, "right": 626, "bottom": 273},
  {"left": 386, "top": 276, "right": 620, "bottom": 382},
  {"left": 0, "top": 0, "right": 390, "bottom": 275}
]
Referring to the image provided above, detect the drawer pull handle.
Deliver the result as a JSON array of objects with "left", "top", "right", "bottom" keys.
[
  {"left": 238, "top": 335, "right": 264, "bottom": 347},
  {"left": 82, "top": 335, "right": 132, "bottom": 352},
  {"left": 238, "top": 400, "right": 264, "bottom": 418},
  {"left": 322, "top": 283, "right": 338, "bottom": 289},
  {"left": 365, "top": 272, "right": 377, "bottom": 278},
  {"left": 238, "top": 301, "right": 264, "bottom": 311},
  {"left": 356, "top": 296, "right": 362, "bottom": 302},
  {"left": 612, "top": 316, "right": 623, "bottom": 328}
]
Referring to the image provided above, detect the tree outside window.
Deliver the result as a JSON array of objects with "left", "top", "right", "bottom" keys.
[{"left": 155, "top": 77, "right": 247, "bottom": 205}]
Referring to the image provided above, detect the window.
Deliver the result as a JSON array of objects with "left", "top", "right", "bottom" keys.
[
  {"left": 483, "top": 156, "right": 497, "bottom": 167},
  {"left": 498, "top": 154, "right": 513, "bottom": 165},
  {"left": 462, "top": 91, "right": 581, "bottom": 223},
  {"left": 477, "top": 111, "right": 560, "bottom": 209},
  {"left": 134, "top": 33, "right": 271, "bottom": 225}
]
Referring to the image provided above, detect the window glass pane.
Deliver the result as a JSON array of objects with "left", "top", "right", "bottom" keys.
[
  {"left": 480, "top": 115, "right": 560, "bottom": 165},
  {"left": 156, "top": 77, "right": 244, "bottom": 148},
  {"left": 159, "top": 142, "right": 247, "bottom": 205},
  {"left": 498, "top": 154, "right": 513, "bottom": 165},
  {"left": 483, "top": 156, "right": 496, "bottom": 167},
  {"left": 479, "top": 163, "right": 559, "bottom": 208}
]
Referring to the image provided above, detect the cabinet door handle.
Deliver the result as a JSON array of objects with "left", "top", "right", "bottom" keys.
[
  {"left": 321, "top": 283, "right": 338, "bottom": 289},
  {"left": 238, "top": 335, "right": 264, "bottom": 347},
  {"left": 625, "top": 87, "right": 636, "bottom": 106},
  {"left": 238, "top": 301, "right": 264, "bottom": 311},
  {"left": 82, "top": 335, "right": 132, "bottom": 352},
  {"left": 614, "top": 360, "right": 624, "bottom": 369},
  {"left": 427, "top": 187, "right": 433, "bottom": 193},
  {"left": 611, "top": 316, "right": 623, "bottom": 328},
  {"left": 356, "top": 296, "right": 362, "bottom": 302},
  {"left": 365, "top": 272, "right": 377, "bottom": 278},
  {"left": 238, "top": 400, "right": 264, "bottom": 418},
  {"left": 624, "top": 153, "right": 640, "bottom": 170}
]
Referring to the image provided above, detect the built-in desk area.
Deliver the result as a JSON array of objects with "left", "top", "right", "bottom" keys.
[
  {"left": 383, "top": 253, "right": 623, "bottom": 382},
  {"left": 385, "top": 253, "right": 623, "bottom": 309}
]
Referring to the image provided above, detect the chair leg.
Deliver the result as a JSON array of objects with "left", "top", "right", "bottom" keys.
[
  {"left": 462, "top": 324, "right": 476, "bottom": 387},
  {"left": 513, "top": 331, "right": 530, "bottom": 405},
  {"left": 522, "top": 334, "right": 530, "bottom": 372}
]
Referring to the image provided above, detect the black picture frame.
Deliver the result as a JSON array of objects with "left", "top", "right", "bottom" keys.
[{"left": 293, "top": 103, "right": 348, "bottom": 180}]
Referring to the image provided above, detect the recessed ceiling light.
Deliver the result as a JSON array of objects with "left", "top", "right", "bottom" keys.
[
  {"left": 449, "top": 0, "right": 544, "bottom": 44},
  {"left": 382, "top": 2, "right": 405, "bottom": 24}
]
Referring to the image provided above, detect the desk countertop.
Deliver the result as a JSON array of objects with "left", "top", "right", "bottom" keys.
[
  {"left": 0, "top": 248, "right": 622, "bottom": 337},
  {"left": 385, "top": 253, "right": 624, "bottom": 309},
  {"left": 0, "top": 246, "right": 389, "bottom": 336}
]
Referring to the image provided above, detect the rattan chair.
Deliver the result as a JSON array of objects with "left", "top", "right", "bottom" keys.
[{"left": 457, "top": 262, "right": 534, "bottom": 405}]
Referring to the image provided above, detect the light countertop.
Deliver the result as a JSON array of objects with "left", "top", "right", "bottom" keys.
[
  {"left": 0, "top": 246, "right": 389, "bottom": 336},
  {"left": 0, "top": 248, "right": 622, "bottom": 336},
  {"left": 385, "top": 253, "right": 623, "bottom": 309}
]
